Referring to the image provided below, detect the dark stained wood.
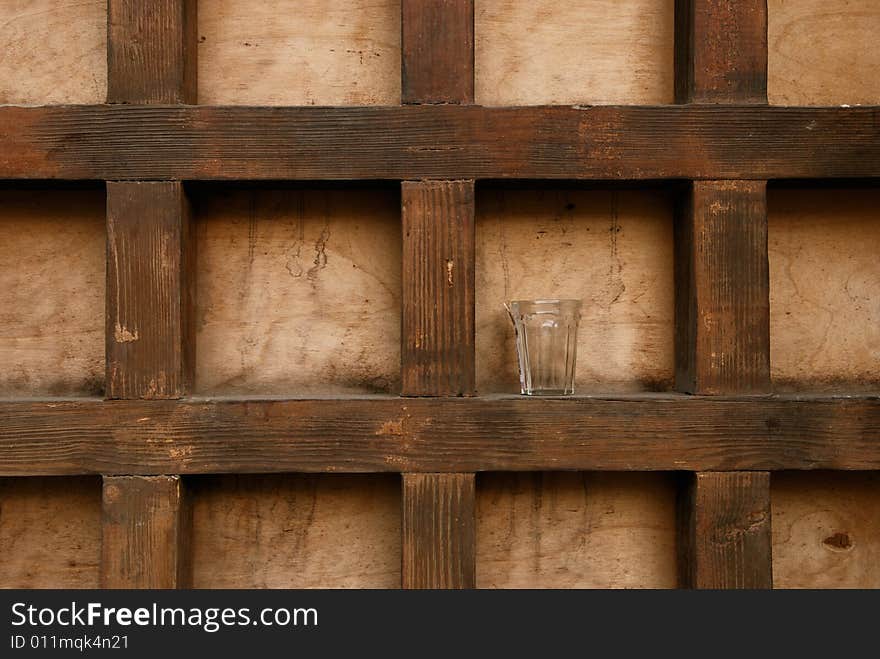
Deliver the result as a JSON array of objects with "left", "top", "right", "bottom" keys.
[
  {"left": 101, "top": 475, "right": 192, "bottom": 588},
  {"left": 402, "top": 473, "right": 475, "bottom": 588},
  {"left": 674, "top": 181, "right": 769, "bottom": 394},
  {"left": 677, "top": 471, "right": 772, "bottom": 588},
  {"left": 675, "top": 0, "right": 768, "bottom": 104},
  {"left": 107, "top": 0, "right": 198, "bottom": 104},
  {"left": 106, "top": 182, "right": 195, "bottom": 399},
  {"left": 1, "top": 105, "right": 878, "bottom": 181},
  {"left": 1, "top": 395, "right": 879, "bottom": 475},
  {"left": 402, "top": 0, "right": 474, "bottom": 104},
  {"left": 401, "top": 181, "right": 475, "bottom": 396}
]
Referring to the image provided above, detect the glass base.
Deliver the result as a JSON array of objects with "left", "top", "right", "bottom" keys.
[{"left": 521, "top": 389, "right": 573, "bottom": 396}]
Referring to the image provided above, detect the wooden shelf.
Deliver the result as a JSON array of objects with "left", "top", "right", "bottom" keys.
[
  {"left": 1, "top": 394, "right": 877, "bottom": 476},
  {"left": 1, "top": 105, "right": 878, "bottom": 181}
]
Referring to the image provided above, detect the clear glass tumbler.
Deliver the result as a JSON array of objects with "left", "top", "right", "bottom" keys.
[{"left": 505, "top": 299, "right": 582, "bottom": 395}]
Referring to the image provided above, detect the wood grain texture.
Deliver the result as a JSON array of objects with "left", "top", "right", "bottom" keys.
[
  {"left": 1, "top": 395, "right": 880, "bottom": 475},
  {"left": 402, "top": 0, "right": 473, "bottom": 103},
  {"left": 107, "top": 0, "right": 197, "bottom": 104},
  {"left": 768, "top": 0, "right": 880, "bottom": 106},
  {"left": 2, "top": 105, "right": 879, "bottom": 181},
  {"left": 477, "top": 189, "right": 674, "bottom": 394},
  {"left": 476, "top": 0, "right": 673, "bottom": 105},
  {"left": 402, "top": 181, "right": 474, "bottom": 396},
  {"left": 0, "top": 188, "right": 105, "bottom": 396},
  {"left": 478, "top": 472, "right": 678, "bottom": 588},
  {"left": 402, "top": 473, "right": 475, "bottom": 588},
  {"left": 101, "top": 475, "right": 191, "bottom": 588},
  {"left": 675, "top": 0, "right": 768, "bottom": 103},
  {"left": 0, "top": 0, "right": 106, "bottom": 104},
  {"left": 678, "top": 471, "right": 772, "bottom": 588},
  {"left": 194, "top": 187, "right": 400, "bottom": 396},
  {"left": 0, "top": 476, "right": 101, "bottom": 588},
  {"left": 769, "top": 188, "right": 880, "bottom": 393},
  {"left": 197, "top": 0, "right": 400, "bottom": 105},
  {"left": 106, "top": 182, "right": 195, "bottom": 399},
  {"left": 191, "top": 475, "right": 400, "bottom": 588},
  {"left": 772, "top": 472, "right": 880, "bottom": 588},
  {"left": 675, "top": 181, "right": 770, "bottom": 394}
]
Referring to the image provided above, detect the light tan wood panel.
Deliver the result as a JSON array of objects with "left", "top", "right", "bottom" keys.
[
  {"left": 768, "top": 0, "right": 880, "bottom": 105},
  {"left": 195, "top": 187, "right": 401, "bottom": 395},
  {"left": 476, "top": 189, "right": 674, "bottom": 394},
  {"left": 773, "top": 472, "right": 880, "bottom": 588},
  {"left": 477, "top": 472, "right": 678, "bottom": 588},
  {"left": 475, "top": 0, "right": 674, "bottom": 105},
  {"left": 0, "top": 0, "right": 106, "bottom": 104},
  {"left": 191, "top": 475, "right": 400, "bottom": 588},
  {"left": 0, "top": 189, "right": 105, "bottom": 396},
  {"left": 0, "top": 477, "right": 101, "bottom": 588},
  {"left": 198, "top": 0, "right": 400, "bottom": 105},
  {"left": 769, "top": 189, "right": 880, "bottom": 392}
]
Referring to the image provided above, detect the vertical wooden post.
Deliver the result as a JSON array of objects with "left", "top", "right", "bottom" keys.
[
  {"left": 102, "top": 476, "right": 192, "bottom": 589},
  {"left": 674, "top": 0, "right": 773, "bottom": 588},
  {"left": 402, "top": 474, "right": 476, "bottom": 589},
  {"left": 102, "top": 0, "right": 197, "bottom": 589},
  {"left": 400, "top": 0, "right": 477, "bottom": 589}
]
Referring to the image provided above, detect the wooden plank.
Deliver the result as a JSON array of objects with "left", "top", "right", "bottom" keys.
[
  {"left": 1, "top": 395, "right": 880, "bottom": 475},
  {"left": 107, "top": 0, "right": 197, "bottom": 104},
  {"left": 1, "top": 105, "right": 879, "bottom": 181},
  {"left": 402, "top": 0, "right": 474, "bottom": 104},
  {"left": 401, "top": 181, "right": 475, "bottom": 396},
  {"left": 675, "top": 0, "right": 767, "bottom": 104},
  {"left": 101, "top": 475, "right": 191, "bottom": 588},
  {"left": 674, "top": 181, "right": 769, "bottom": 394},
  {"left": 106, "top": 182, "right": 195, "bottom": 399},
  {"left": 677, "top": 472, "right": 772, "bottom": 588},
  {"left": 402, "top": 473, "right": 475, "bottom": 588}
]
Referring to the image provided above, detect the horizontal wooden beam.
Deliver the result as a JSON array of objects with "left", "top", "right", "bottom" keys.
[
  {"left": 0, "top": 105, "right": 878, "bottom": 181},
  {"left": 0, "top": 395, "right": 878, "bottom": 475}
]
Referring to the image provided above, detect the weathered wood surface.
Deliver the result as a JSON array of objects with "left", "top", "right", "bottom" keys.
[
  {"left": 402, "top": 0, "right": 473, "bottom": 104},
  {"left": 677, "top": 471, "right": 772, "bottom": 588},
  {"left": 675, "top": 0, "right": 767, "bottom": 104},
  {"left": 197, "top": 0, "right": 400, "bottom": 105},
  {"left": 675, "top": 181, "right": 770, "bottom": 394},
  {"left": 0, "top": 0, "right": 106, "bottom": 105},
  {"left": 190, "top": 474, "right": 400, "bottom": 588},
  {"left": 106, "top": 182, "right": 195, "bottom": 399},
  {"left": 769, "top": 188, "right": 880, "bottom": 392},
  {"left": 107, "top": 0, "right": 197, "bottom": 104},
  {"left": 1, "top": 395, "right": 879, "bottom": 475},
  {"left": 0, "top": 188, "right": 105, "bottom": 397},
  {"left": 402, "top": 473, "right": 475, "bottom": 588},
  {"left": 402, "top": 181, "right": 475, "bottom": 396},
  {"left": 767, "top": 0, "right": 880, "bottom": 106},
  {"left": 1, "top": 105, "right": 879, "bottom": 181},
  {"left": 476, "top": 188, "right": 674, "bottom": 394},
  {"left": 478, "top": 472, "right": 678, "bottom": 588},
  {"left": 772, "top": 471, "right": 880, "bottom": 588},
  {"left": 101, "top": 475, "right": 192, "bottom": 588},
  {"left": 0, "top": 476, "right": 102, "bottom": 588},
  {"left": 194, "top": 187, "right": 401, "bottom": 395},
  {"left": 476, "top": 0, "right": 673, "bottom": 105}
]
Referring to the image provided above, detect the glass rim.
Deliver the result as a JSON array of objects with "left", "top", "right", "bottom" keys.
[{"left": 507, "top": 298, "right": 582, "bottom": 307}]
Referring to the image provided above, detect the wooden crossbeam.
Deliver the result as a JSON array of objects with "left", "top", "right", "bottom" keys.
[
  {"left": 101, "top": 475, "right": 192, "bottom": 588},
  {"left": 402, "top": 474, "right": 475, "bottom": 588},
  {"left": 1, "top": 105, "right": 878, "bottom": 181},
  {"left": 101, "top": 0, "right": 197, "bottom": 591},
  {"left": 1, "top": 396, "right": 879, "bottom": 475},
  {"left": 674, "top": 0, "right": 773, "bottom": 589}
]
